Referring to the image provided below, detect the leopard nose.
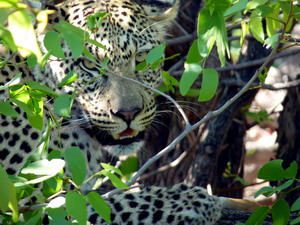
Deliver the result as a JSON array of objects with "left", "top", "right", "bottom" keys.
[{"left": 112, "top": 108, "right": 142, "bottom": 122}]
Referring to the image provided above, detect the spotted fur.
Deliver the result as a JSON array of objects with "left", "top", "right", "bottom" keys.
[{"left": 0, "top": 0, "right": 224, "bottom": 224}]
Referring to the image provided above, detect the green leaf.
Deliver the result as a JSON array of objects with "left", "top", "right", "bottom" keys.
[
  {"left": 87, "top": 15, "right": 96, "bottom": 30},
  {"left": 87, "top": 192, "right": 111, "bottom": 223},
  {"left": 25, "top": 80, "right": 59, "bottom": 97},
  {"left": 83, "top": 46, "right": 96, "bottom": 61},
  {"left": 53, "top": 94, "right": 74, "bottom": 118},
  {"left": 58, "top": 71, "right": 79, "bottom": 88},
  {"left": 291, "top": 197, "right": 300, "bottom": 212},
  {"left": 245, "top": 206, "right": 270, "bottom": 225},
  {"left": 186, "top": 40, "right": 201, "bottom": 64},
  {"left": 48, "top": 150, "right": 63, "bottom": 160},
  {"left": 179, "top": 63, "right": 202, "bottom": 96},
  {"left": 47, "top": 207, "right": 69, "bottom": 225},
  {"left": 101, "top": 170, "right": 129, "bottom": 189},
  {"left": 284, "top": 161, "right": 298, "bottom": 179},
  {"left": 119, "top": 156, "right": 139, "bottom": 178},
  {"left": 272, "top": 199, "right": 290, "bottom": 225},
  {"left": 0, "top": 166, "right": 10, "bottom": 212},
  {"left": 198, "top": 8, "right": 229, "bottom": 66},
  {"left": 162, "top": 70, "right": 179, "bottom": 93},
  {"left": 9, "top": 175, "right": 28, "bottom": 189},
  {"left": 258, "top": 160, "right": 297, "bottom": 181},
  {"left": 0, "top": 26, "right": 17, "bottom": 52},
  {"left": 265, "top": 5, "right": 281, "bottom": 37},
  {"left": 258, "top": 160, "right": 285, "bottom": 181},
  {"left": 43, "top": 177, "right": 63, "bottom": 198},
  {"left": 224, "top": 0, "right": 248, "bottom": 17},
  {"left": 249, "top": 10, "right": 265, "bottom": 43},
  {"left": 205, "top": 0, "right": 231, "bottom": 13},
  {"left": 254, "top": 186, "right": 274, "bottom": 198},
  {"left": 27, "top": 99, "right": 44, "bottom": 131},
  {"left": 0, "top": 0, "right": 18, "bottom": 8},
  {"left": 64, "top": 147, "right": 86, "bottom": 186},
  {"left": 24, "top": 208, "right": 43, "bottom": 225},
  {"left": 87, "top": 39, "right": 106, "bottom": 50},
  {"left": 101, "top": 163, "right": 123, "bottom": 176},
  {"left": 61, "top": 31, "right": 83, "bottom": 58},
  {"left": 274, "top": 179, "right": 294, "bottom": 193},
  {"left": 8, "top": 182, "right": 18, "bottom": 222},
  {"left": 264, "top": 33, "right": 280, "bottom": 49},
  {"left": 291, "top": 217, "right": 300, "bottom": 225},
  {"left": 246, "top": 0, "right": 268, "bottom": 10},
  {"left": 146, "top": 44, "right": 166, "bottom": 64},
  {"left": 27, "top": 54, "right": 37, "bottom": 68},
  {"left": 257, "top": 5, "right": 273, "bottom": 17},
  {"left": 66, "top": 192, "right": 87, "bottom": 225},
  {"left": 0, "top": 101, "right": 19, "bottom": 117},
  {"left": 44, "top": 31, "right": 65, "bottom": 59},
  {"left": 135, "top": 61, "right": 149, "bottom": 71},
  {"left": 0, "top": 72, "right": 21, "bottom": 90},
  {"left": 198, "top": 69, "right": 219, "bottom": 102},
  {"left": 56, "top": 20, "right": 87, "bottom": 38},
  {"left": 21, "top": 159, "right": 65, "bottom": 176}
]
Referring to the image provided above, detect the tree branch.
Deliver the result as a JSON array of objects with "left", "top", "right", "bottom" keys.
[
  {"left": 171, "top": 47, "right": 300, "bottom": 77},
  {"left": 101, "top": 38, "right": 280, "bottom": 199}
]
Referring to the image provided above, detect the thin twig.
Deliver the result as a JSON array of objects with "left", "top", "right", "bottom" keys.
[
  {"left": 102, "top": 37, "right": 280, "bottom": 200},
  {"left": 171, "top": 47, "right": 300, "bottom": 76}
]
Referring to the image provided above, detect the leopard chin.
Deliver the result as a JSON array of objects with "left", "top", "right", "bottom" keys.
[{"left": 102, "top": 141, "right": 144, "bottom": 156}]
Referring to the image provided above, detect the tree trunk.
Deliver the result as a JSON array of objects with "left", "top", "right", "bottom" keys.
[
  {"left": 186, "top": 40, "right": 271, "bottom": 197},
  {"left": 275, "top": 84, "right": 300, "bottom": 204}
]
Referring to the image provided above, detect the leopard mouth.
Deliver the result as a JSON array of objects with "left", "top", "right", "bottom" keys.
[
  {"left": 103, "top": 130, "right": 144, "bottom": 146},
  {"left": 112, "top": 128, "right": 139, "bottom": 140},
  {"left": 84, "top": 126, "right": 145, "bottom": 146}
]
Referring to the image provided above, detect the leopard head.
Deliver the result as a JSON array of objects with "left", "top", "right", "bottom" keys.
[{"left": 40, "top": 0, "right": 179, "bottom": 156}]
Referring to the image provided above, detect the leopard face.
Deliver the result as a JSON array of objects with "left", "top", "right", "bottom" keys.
[
  {"left": 0, "top": 0, "right": 179, "bottom": 176},
  {"left": 35, "top": 0, "right": 179, "bottom": 156}
]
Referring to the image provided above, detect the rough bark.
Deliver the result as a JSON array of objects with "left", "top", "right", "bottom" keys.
[
  {"left": 275, "top": 84, "right": 300, "bottom": 204},
  {"left": 185, "top": 40, "right": 271, "bottom": 197}
]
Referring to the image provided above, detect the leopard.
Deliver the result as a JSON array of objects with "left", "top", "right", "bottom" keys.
[{"left": 0, "top": 0, "right": 259, "bottom": 224}]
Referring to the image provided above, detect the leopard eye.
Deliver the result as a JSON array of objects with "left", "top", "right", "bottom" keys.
[
  {"left": 135, "top": 51, "right": 148, "bottom": 63},
  {"left": 81, "top": 59, "right": 97, "bottom": 70}
]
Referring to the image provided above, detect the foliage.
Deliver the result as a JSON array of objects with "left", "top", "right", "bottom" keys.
[
  {"left": 0, "top": 0, "right": 300, "bottom": 224},
  {"left": 238, "top": 160, "right": 300, "bottom": 225}
]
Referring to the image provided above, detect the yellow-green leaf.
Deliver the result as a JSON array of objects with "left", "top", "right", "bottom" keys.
[
  {"left": 8, "top": 182, "right": 19, "bottom": 222},
  {"left": 249, "top": 10, "right": 265, "bottom": 43},
  {"left": 0, "top": 166, "right": 10, "bottom": 212},
  {"left": 8, "top": 9, "right": 42, "bottom": 61}
]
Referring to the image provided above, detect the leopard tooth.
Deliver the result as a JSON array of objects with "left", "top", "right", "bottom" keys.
[
  {"left": 118, "top": 130, "right": 139, "bottom": 140},
  {"left": 120, "top": 135, "right": 134, "bottom": 140},
  {"left": 132, "top": 130, "right": 139, "bottom": 137},
  {"left": 112, "top": 133, "right": 120, "bottom": 140}
]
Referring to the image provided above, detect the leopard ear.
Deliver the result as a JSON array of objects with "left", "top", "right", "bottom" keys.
[{"left": 133, "top": 0, "right": 179, "bottom": 22}]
